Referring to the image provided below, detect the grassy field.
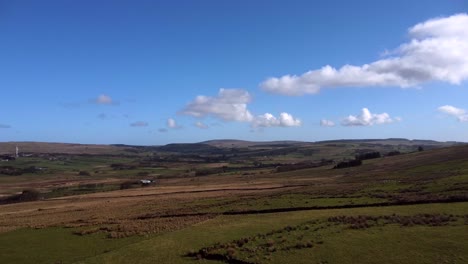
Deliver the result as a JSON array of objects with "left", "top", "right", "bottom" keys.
[
  {"left": 0, "top": 140, "right": 467, "bottom": 263},
  {"left": 2, "top": 203, "right": 466, "bottom": 264}
]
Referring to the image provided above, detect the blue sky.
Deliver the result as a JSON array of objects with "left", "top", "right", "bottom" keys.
[{"left": 1, "top": 0, "right": 467, "bottom": 145}]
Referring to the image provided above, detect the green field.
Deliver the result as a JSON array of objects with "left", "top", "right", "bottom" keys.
[{"left": 1, "top": 203, "right": 466, "bottom": 264}]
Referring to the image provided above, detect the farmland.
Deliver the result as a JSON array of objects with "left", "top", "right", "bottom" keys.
[{"left": 0, "top": 139, "right": 467, "bottom": 263}]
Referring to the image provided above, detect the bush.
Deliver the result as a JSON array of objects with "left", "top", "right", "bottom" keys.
[
  {"left": 22, "top": 166, "right": 40, "bottom": 173},
  {"left": 387, "top": 151, "right": 401, "bottom": 156},
  {"left": 0, "top": 189, "right": 42, "bottom": 204},
  {"left": 78, "top": 171, "right": 91, "bottom": 176},
  {"left": 18, "top": 189, "right": 41, "bottom": 202},
  {"left": 110, "top": 163, "right": 136, "bottom": 170},
  {"left": 355, "top": 152, "right": 381, "bottom": 160},
  {"left": 333, "top": 159, "right": 362, "bottom": 169},
  {"left": 0, "top": 166, "right": 23, "bottom": 176},
  {"left": 195, "top": 167, "right": 225, "bottom": 176}
]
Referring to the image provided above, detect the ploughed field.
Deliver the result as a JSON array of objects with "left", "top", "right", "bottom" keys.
[{"left": 0, "top": 140, "right": 467, "bottom": 263}]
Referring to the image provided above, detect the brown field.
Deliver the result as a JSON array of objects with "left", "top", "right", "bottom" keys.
[{"left": 0, "top": 172, "right": 306, "bottom": 235}]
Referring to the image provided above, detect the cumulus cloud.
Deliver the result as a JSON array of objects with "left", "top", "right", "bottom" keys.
[
  {"left": 194, "top": 121, "right": 208, "bottom": 129},
  {"left": 261, "top": 13, "right": 468, "bottom": 95},
  {"left": 320, "top": 119, "right": 335, "bottom": 127},
  {"left": 278, "top": 112, "right": 302, "bottom": 127},
  {"left": 167, "top": 118, "right": 182, "bottom": 129},
  {"left": 181, "top": 89, "right": 302, "bottom": 128},
  {"left": 181, "top": 89, "right": 254, "bottom": 122},
  {"left": 0, "top": 124, "right": 11, "bottom": 128},
  {"left": 438, "top": 105, "right": 468, "bottom": 121},
  {"left": 93, "top": 94, "right": 118, "bottom": 105},
  {"left": 130, "top": 121, "right": 149, "bottom": 127},
  {"left": 342, "top": 108, "right": 397, "bottom": 126},
  {"left": 252, "top": 113, "right": 302, "bottom": 128}
]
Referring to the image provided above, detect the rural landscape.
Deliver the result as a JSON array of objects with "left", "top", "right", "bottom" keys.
[
  {"left": 2, "top": 1, "right": 468, "bottom": 263},
  {"left": 1, "top": 139, "right": 467, "bottom": 263}
]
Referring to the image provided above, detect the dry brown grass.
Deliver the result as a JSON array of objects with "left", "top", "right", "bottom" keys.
[{"left": 0, "top": 173, "right": 303, "bottom": 237}]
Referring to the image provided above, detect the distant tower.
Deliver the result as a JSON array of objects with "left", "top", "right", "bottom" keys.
[{"left": 16, "top": 146, "right": 19, "bottom": 158}]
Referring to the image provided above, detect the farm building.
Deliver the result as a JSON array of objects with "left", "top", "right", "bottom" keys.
[{"left": 140, "top": 179, "right": 154, "bottom": 185}]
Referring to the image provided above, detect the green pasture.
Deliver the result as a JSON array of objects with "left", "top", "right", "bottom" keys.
[{"left": 1, "top": 202, "right": 466, "bottom": 264}]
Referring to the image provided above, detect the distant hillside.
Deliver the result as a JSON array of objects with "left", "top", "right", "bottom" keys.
[
  {"left": 0, "top": 139, "right": 463, "bottom": 156},
  {"left": 155, "top": 143, "right": 221, "bottom": 153},
  {"left": 314, "top": 139, "right": 463, "bottom": 151},
  {"left": 0, "top": 142, "right": 122, "bottom": 155},
  {"left": 201, "top": 138, "right": 461, "bottom": 148},
  {"left": 201, "top": 139, "right": 307, "bottom": 148},
  {"left": 315, "top": 138, "right": 454, "bottom": 145}
]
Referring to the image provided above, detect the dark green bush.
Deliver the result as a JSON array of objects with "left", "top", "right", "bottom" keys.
[{"left": 78, "top": 171, "right": 91, "bottom": 176}]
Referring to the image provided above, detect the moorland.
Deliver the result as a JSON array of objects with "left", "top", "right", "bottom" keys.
[{"left": 0, "top": 139, "right": 467, "bottom": 264}]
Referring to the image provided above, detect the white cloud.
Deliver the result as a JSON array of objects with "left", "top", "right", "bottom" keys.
[
  {"left": 167, "top": 118, "right": 182, "bottom": 129},
  {"left": 261, "top": 13, "right": 468, "bottom": 95},
  {"left": 252, "top": 113, "right": 277, "bottom": 127},
  {"left": 181, "top": 89, "right": 254, "bottom": 122},
  {"left": 342, "top": 108, "right": 397, "bottom": 126},
  {"left": 320, "top": 119, "right": 335, "bottom": 127},
  {"left": 130, "top": 121, "right": 148, "bottom": 127},
  {"left": 438, "top": 105, "right": 468, "bottom": 121},
  {"left": 94, "top": 94, "right": 117, "bottom": 105},
  {"left": 438, "top": 105, "right": 466, "bottom": 116},
  {"left": 194, "top": 121, "right": 208, "bottom": 129},
  {"left": 181, "top": 88, "right": 301, "bottom": 128},
  {"left": 278, "top": 112, "right": 302, "bottom": 127},
  {"left": 252, "top": 112, "right": 301, "bottom": 128}
]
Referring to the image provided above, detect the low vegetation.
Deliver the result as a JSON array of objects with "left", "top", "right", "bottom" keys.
[
  {"left": 0, "top": 189, "right": 41, "bottom": 204},
  {"left": 0, "top": 140, "right": 466, "bottom": 263}
]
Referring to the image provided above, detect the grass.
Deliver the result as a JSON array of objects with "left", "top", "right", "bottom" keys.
[
  {"left": 200, "top": 195, "right": 389, "bottom": 213},
  {"left": 78, "top": 202, "right": 468, "bottom": 264},
  {"left": 43, "top": 183, "right": 121, "bottom": 198},
  {"left": 0, "top": 227, "right": 141, "bottom": 264},
  {"left": 272, "top": 225, "right": 468, "bottom": 264}
]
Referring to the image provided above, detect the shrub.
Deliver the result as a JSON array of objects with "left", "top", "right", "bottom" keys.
[
  {"left": 18, "top": 189, "right": 41, "bottom": 202},
  {"left": 0, "top": 166, "right": 23, "bottom": 176},
  {"left": 333, "top": 159, "right": 362, "bottom": 169},
  {"left": 78, "top": 171, "right": 91, "bottom": 176},
  {"left": 355, "top": 151, "right": 381, "bottom": 160},
  {"left": 226, "top": 247, "right": 236, "bottom": 258},
  {"left": 0, "top": 189, "right": 42, "bottom": 204},
  {"left": 195, "top": 167, "right": 225, "bottom": 176},
  {"left": 22, "top": 166, "right": 40, "bottom": 173}
]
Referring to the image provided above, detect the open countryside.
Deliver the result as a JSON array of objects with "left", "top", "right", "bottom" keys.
[
  {"left": 1, "top": 1, "right": 468, "bottom": 263},
  {"left": 1, "top": 140, "right": 467, "bottom": 263}
]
